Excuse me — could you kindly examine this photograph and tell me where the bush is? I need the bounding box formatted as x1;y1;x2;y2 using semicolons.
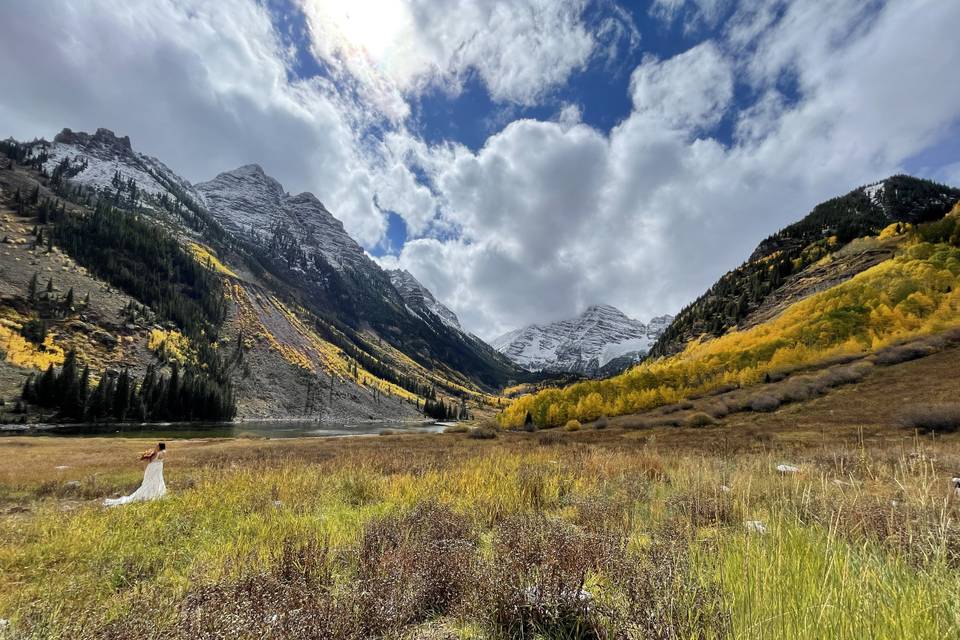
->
594;415;608;430
749;393;781;412
685;412;716;428
537;431;564;446
468;426;498;439
874;343;934;366
898;404;960;433
444;424;470;434
564;419;581;432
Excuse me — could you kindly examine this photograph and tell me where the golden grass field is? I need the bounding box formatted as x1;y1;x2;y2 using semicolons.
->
0;348;959;639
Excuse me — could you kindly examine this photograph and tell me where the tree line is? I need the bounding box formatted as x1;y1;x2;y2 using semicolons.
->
22;351;235;422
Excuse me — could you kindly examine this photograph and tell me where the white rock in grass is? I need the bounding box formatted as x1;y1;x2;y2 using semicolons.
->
720;485;732;493
55;465;69;470
951;477;960;497
776;464;800;474
744;520;768;534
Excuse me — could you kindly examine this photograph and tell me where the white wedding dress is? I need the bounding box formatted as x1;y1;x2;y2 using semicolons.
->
104;452;166;506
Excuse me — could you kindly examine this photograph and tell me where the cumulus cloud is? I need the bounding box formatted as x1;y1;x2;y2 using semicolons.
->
298;0;596;112
630;42;734;131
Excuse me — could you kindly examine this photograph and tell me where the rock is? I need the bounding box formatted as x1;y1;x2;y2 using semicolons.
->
776;464;800;474
54;465;69;470
92;330;119;348
720;485;732;493
744;520;768;534
64;480;81;489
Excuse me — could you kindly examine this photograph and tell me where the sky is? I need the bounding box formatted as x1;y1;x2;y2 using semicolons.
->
2;0;960;340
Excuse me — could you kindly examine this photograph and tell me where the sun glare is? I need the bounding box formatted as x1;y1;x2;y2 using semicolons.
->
306;0;408;65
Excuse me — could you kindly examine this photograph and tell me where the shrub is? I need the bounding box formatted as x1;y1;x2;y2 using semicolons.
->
468;426;498;439
898;404;960;433
444;424;469;434
564;419;581;432
594;415;608;430
537;431;564;446
685;412;716;428
703;401;730;418
749;393;781;412
874;343;934;366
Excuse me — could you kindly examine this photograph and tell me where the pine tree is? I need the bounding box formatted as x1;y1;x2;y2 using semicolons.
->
27;273;38;302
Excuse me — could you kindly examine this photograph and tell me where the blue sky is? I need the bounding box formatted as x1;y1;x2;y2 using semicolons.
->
1;0;959;339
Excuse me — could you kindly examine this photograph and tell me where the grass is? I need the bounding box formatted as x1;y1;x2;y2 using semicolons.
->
1;350;960;638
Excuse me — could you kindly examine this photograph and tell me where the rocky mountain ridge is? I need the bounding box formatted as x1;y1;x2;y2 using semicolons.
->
492;305;673;376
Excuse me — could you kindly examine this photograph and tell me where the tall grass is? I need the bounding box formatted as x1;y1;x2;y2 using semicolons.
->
1;438;959;638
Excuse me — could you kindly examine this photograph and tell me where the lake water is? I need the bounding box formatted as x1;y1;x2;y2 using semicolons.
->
0;420;447;439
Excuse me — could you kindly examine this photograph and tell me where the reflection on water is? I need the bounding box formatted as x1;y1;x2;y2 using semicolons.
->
0;420;445;439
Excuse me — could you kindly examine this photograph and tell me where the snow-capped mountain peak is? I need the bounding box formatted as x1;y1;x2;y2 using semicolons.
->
492;305;673;376
388;269;462;330
196;165;364;272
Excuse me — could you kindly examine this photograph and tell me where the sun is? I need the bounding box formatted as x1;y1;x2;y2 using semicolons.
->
303;0;409;66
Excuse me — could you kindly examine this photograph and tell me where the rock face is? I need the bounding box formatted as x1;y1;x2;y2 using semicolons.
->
492;305;673;376
388;269;462;331
196;165;370;273
43;127;201;204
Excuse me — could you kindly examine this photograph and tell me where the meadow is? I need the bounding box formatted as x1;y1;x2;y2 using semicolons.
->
1;347;959;639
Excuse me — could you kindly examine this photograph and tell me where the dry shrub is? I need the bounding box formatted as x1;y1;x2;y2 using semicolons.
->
476;514;611;639
468;426;498;439
177;536;348;640
874;342;935;366
898;404;960;433
444;424;469;434
749;393;781;412
537;431;565;446
352;501;479;634
603;526;730;639
702;400;730;419
666;485;737;529
779;376;822;403
685;412;716;428
817;362;872;387
619;416;654;430
565;419;582;432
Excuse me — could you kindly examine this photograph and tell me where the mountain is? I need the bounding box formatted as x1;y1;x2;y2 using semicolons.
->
0;128;522;424
387;269;462;331
651;175;960;357
492;305;673;376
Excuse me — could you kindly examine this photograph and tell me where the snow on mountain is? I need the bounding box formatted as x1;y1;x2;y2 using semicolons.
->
863;181;885;205
492;305;673;376
39;128;202;205
196;164;370;273
388;269;462;330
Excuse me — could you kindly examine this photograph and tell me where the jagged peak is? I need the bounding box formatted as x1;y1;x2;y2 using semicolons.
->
54;127;133;153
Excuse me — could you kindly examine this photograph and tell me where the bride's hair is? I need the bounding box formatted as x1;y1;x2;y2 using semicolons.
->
158;442;166;451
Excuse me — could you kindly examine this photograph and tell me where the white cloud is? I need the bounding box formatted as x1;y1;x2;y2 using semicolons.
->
630;42;734;131
298;0;596;112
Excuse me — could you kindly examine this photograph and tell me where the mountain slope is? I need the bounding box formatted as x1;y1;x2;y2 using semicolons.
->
651;175;960;357
492;305;672;376
0;129;522;423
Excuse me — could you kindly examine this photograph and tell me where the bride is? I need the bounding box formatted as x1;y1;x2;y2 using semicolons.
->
104;442;167;506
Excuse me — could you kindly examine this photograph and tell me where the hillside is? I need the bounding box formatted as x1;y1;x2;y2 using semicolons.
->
0;130;523;424
651;176;960;357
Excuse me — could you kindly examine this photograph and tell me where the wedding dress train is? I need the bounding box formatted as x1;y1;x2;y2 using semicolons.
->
104;453;166;506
